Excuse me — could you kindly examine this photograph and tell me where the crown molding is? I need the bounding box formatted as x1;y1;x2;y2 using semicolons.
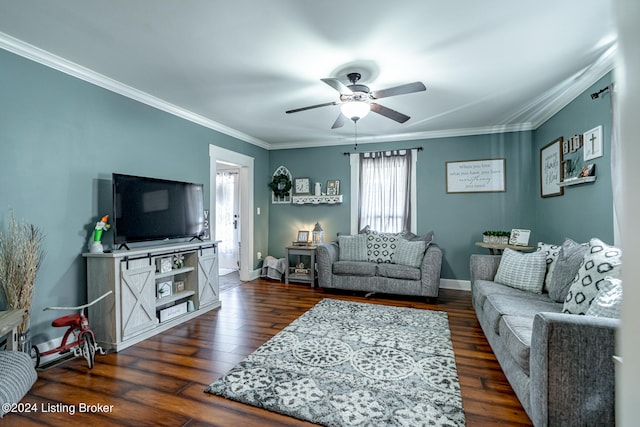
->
0;32;270;150
529;45;617;129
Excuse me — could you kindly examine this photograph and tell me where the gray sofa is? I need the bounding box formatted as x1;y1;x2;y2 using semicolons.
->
316;241;442;300
470;254;618;427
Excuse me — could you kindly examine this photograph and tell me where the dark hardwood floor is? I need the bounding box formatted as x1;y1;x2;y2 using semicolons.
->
12;279;532;426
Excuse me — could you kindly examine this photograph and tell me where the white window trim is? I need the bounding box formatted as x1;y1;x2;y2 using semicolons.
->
350;149;417;234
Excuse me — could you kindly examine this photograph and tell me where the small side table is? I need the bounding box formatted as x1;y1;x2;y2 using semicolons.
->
0;308;28;351
475;242;535;255
285;245;317;287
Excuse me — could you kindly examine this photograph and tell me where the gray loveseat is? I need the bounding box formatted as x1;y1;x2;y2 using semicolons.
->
470;253;618;427
316;232;442;300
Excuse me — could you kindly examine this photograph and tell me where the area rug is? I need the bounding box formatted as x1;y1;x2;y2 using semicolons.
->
205;299;465;426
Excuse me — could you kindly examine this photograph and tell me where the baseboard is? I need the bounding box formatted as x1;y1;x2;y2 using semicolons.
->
440;278;471;292
33;336;68;367
248;268;261;281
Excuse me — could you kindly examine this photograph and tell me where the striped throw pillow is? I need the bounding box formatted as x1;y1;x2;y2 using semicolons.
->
494;248;547;294
338;234;368;262
393;238;426;268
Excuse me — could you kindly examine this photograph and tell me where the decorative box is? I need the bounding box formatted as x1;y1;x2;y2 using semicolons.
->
158;301;187;322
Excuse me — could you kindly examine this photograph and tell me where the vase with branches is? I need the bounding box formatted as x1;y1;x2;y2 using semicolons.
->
0;211;45;351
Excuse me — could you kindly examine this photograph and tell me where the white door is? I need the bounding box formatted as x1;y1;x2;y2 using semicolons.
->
216;165;240;274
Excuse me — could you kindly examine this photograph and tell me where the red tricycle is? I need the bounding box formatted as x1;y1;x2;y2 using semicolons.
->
31;291;112;369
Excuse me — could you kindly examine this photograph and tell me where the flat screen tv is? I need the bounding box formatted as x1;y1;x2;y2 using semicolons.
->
112;173;205;247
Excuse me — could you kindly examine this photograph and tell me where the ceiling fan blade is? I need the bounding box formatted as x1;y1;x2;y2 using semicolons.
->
331;113;345;129
370;82;426;99
321;78;354;95
370;103;410;123
286;101;337;114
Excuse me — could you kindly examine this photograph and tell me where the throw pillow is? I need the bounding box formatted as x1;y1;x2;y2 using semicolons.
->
494;248;547;294
537;241;561;292
338;234;368;262
393;238;427;268
366;230;400;263
585;277;623;319
407;230;434;245
548;239;588;302
563;238;622;315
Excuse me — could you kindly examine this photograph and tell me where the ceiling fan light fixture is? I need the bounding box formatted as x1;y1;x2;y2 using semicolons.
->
340;101;370;121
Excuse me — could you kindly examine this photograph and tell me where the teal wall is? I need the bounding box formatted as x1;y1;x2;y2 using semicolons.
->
269;131;536;279
0;49;270;341
533;73;614;244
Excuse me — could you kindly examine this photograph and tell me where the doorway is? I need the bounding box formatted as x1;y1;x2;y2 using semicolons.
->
216;163;240;275
209;145;254;282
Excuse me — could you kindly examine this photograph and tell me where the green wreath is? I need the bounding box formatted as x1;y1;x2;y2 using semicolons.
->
268;173;292;197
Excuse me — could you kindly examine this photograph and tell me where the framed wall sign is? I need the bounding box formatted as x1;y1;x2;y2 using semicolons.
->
446;158;506;193
540;137;564;198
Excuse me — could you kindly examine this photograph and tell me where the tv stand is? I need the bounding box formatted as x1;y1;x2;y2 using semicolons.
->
83;241;221;352
116;243;130;251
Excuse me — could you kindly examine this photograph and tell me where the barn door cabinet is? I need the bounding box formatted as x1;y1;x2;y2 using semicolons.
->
83;241;220;352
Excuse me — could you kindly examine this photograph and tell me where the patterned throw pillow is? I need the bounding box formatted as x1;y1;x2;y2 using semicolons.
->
494;248;547;294
585;277;623;318
548;239;588;302
563;238;622;315
537;241;561;292
338;234;368;262
366;230;400;263
393;238;426;268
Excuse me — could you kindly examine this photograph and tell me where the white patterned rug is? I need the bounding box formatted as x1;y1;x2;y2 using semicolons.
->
205;299;465;426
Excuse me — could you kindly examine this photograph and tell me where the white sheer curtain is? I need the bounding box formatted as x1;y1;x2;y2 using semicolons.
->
358;150;411;233
216;171;236;256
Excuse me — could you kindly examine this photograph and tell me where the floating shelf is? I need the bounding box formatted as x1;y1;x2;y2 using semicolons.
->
559;176;597;187
292;195;343;205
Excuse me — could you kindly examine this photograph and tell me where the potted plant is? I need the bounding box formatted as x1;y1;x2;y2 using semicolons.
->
482;230;511;244
0;211;45;352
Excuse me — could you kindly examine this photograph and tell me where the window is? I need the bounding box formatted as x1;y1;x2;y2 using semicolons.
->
350;149;417;234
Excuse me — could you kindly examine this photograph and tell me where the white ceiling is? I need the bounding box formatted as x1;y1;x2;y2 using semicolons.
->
0;1;617;150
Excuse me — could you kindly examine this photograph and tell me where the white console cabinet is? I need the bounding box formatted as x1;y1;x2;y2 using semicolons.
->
83;241;221;352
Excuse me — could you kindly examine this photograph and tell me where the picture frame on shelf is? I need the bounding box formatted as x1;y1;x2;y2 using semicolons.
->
294;230;309;245
326;179;340;195
509;229;531;246
578;163;596;178
156;257;172;273
540;137;564;198
175;280;185;292
294;177;311;195
157;280;173;298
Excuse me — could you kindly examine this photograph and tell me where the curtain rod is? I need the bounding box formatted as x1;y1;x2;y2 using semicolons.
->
342;146;423;156
590;86;610;100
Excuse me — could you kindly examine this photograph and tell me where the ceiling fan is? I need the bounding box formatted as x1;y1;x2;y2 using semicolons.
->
286;72;426;129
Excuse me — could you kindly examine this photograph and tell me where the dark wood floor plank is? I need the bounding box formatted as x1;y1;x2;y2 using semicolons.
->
11;279;532;426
